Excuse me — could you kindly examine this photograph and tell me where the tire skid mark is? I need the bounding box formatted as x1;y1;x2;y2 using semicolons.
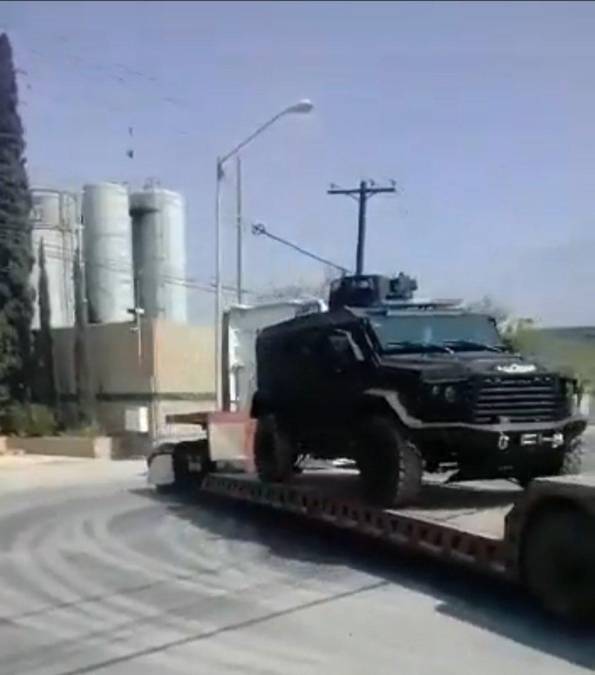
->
5;554;334;675
81;504;226;596
1;508;210;674
20;511;137;636
0;517;89;645
0;471;382;675
72;508;227;631
148;502;358;609
151;514;229;577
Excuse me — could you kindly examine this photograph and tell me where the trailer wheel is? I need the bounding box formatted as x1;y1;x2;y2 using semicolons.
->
179;439;213;485
254;415;295;483
356;415;423;507
154;440;211;493
170;444;195;491
522;505;595;621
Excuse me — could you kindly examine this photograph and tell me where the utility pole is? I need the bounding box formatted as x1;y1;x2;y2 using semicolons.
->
328;180;396;274
235;155;243;304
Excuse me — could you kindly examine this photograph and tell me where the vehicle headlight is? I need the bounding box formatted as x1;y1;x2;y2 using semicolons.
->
430;385;441;397
444;385;457;403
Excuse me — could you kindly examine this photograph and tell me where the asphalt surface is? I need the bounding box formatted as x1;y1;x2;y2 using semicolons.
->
0;437;594;675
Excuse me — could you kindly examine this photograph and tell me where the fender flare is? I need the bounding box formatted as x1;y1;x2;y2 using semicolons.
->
363;389;421;429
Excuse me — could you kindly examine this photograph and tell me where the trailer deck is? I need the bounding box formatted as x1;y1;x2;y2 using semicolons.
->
201;470;521;577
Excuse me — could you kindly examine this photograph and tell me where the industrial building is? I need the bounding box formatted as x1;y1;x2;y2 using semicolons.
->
30;188;79;329
31;180;189;327
130;187;188;324
30;181;206;445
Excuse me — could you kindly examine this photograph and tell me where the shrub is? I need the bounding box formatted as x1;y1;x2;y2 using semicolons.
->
26;404;58;436
0;403;29;435
0;403;57;436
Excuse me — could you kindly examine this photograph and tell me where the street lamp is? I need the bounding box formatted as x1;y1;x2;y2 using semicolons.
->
213;99;314;407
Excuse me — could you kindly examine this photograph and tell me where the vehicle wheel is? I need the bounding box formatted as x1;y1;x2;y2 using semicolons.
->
356;415;423;507
522;506;595;621
254;415;295;483
560;437;584;475
179;439;213;485
515;437;585;487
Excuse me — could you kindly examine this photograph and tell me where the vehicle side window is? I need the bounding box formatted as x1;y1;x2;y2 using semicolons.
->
322;329;365;370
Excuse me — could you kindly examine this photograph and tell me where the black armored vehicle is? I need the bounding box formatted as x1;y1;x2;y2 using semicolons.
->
251;274;587;505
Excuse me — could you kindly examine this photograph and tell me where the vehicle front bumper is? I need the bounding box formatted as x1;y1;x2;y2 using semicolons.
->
416;415;587;447
414;417;588;480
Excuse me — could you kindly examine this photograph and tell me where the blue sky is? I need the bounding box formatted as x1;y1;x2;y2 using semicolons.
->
3;1;595;326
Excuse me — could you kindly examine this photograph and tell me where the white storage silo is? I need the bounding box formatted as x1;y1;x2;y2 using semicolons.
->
82;183;135;323
30;189;78;328
130;187;187;323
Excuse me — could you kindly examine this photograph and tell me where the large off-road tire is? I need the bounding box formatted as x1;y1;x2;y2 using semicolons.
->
522;506;595;621
254;415;295;483
356;415;423;507
560;437;585;475
516;437;585;487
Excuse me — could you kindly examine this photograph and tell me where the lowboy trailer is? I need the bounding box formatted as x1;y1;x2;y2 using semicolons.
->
148;411;595;622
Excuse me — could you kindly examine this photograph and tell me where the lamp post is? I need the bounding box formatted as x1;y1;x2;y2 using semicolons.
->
213;99;313;407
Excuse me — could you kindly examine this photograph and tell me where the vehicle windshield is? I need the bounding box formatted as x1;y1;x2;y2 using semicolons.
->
368;313;505;353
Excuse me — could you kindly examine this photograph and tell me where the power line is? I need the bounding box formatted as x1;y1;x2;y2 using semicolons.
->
9;43;197;148
37;243;255;296
251;222;350;274
2;235;258;298
1;233;245;296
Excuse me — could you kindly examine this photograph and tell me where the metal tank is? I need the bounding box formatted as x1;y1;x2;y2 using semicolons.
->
82;183;135;323
130;187;188;323
30;189;79;329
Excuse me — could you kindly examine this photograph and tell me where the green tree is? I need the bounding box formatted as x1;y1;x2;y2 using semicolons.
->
0;33;33;404
33;238;57;407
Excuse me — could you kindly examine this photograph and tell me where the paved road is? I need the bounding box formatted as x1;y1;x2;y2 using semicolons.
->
0;449;593;675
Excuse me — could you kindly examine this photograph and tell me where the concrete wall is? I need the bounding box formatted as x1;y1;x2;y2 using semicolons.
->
153;322;215;397
2;436;118;459
151;322;216;440
53;320;155;398
51;319;215;439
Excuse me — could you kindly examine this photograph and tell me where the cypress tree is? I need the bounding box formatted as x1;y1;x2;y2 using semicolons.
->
34;238;57;407
73;246;94;424
0;33;33;404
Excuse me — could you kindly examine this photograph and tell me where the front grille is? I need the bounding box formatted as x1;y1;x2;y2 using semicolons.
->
471;375;564;424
